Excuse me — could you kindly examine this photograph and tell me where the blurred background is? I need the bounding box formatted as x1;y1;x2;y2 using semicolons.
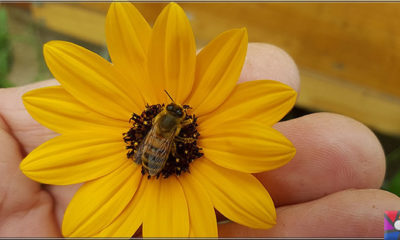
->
0;2;399;195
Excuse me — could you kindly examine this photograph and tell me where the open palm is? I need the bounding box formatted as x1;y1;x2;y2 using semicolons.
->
1;43;399;237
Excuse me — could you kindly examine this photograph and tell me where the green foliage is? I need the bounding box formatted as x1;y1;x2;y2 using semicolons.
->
387;172;400;196
0;7;13;88
384;147;400;196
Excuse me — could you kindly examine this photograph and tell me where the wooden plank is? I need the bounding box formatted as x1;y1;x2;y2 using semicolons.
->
298;70;400;135
29;3;400;134
31;3;106;46
31;3;400;98
177;2;400;99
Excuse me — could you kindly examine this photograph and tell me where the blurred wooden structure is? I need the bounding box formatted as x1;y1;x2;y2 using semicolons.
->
29;2;400;135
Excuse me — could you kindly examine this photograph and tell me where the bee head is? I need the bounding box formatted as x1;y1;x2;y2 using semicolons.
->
166;103;185;118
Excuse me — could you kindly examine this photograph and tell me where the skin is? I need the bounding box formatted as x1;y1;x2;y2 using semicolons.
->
0;43;399;237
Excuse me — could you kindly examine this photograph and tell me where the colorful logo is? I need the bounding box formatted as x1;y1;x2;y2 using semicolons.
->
385;211;400;240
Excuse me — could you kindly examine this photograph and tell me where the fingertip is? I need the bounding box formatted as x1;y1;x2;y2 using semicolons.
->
308;112;386;188
257;112;386;207
276;112;385;190
239;43;300;92
219;189;400;237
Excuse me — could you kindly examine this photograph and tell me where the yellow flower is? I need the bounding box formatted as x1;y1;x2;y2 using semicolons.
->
19;2;296;238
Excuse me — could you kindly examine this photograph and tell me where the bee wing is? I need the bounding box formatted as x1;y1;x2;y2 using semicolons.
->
135;125;176;176
146;128;176;176
134;126;157;164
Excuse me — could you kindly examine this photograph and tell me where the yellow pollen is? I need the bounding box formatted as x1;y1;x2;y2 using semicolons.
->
176;158;180;163
184;150;188;154
143;121;148;125
134;142;138;147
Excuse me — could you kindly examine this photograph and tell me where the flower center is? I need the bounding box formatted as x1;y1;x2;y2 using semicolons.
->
123;104;202;179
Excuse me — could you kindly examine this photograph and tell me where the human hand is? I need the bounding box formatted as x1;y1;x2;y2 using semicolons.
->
0;43;398;237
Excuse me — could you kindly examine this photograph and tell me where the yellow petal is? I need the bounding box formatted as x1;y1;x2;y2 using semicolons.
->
43;41;144;120
142;176;189;237
178;173;218;237
198;119;295;173
187;28;248;116
23;86;129;134
147;2;196;104
106;3;155;104
20;130;129;185
62;161;141;237
191;158;276;229
94;179;147;237
200;80;297;127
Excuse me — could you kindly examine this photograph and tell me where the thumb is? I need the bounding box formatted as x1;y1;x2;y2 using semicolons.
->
0;79;59;154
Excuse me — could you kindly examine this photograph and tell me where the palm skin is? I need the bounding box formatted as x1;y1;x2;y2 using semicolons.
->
1;43;399;237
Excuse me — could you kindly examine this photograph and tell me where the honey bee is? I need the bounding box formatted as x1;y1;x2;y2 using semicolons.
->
134;92;193;177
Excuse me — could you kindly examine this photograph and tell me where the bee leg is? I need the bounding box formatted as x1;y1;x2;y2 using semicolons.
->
175;136;196;143
181;118;193;127
171;142;177;157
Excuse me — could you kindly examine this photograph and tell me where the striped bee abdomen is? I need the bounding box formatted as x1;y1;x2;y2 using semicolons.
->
139;132;173;176
143;145;166;166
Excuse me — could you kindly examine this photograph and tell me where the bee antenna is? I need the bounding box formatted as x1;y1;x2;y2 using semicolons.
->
164;90;175;102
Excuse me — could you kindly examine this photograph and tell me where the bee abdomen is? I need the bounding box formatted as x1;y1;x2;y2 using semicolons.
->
142;144;168;176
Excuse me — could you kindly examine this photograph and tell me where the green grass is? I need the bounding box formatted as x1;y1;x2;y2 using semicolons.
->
0;8;13;88
383;146;400;195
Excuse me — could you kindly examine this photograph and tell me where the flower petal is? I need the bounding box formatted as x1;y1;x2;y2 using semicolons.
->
23;86;129;134
106;3;155;103
20;130;129;185
62;161;141;237
198;119;295;173
94;179;147;237
187;28;248;116
200;80;297;127
147;2;196;104
43;41;144;120
142;176;189;237
191;158;276;229
178;173;218;237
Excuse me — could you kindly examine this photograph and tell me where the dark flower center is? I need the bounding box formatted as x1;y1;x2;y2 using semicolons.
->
123;104;203;179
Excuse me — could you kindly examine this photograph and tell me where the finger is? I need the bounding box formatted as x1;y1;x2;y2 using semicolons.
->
0;81;101;229
0;80;59;154
44;184;82;228
239;42;300;92
210;42;299;222
257;112;385;207
235;44;385;205
218;189;400;237
0;116;60;237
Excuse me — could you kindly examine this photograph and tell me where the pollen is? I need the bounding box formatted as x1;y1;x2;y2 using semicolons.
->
123;104;203;179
